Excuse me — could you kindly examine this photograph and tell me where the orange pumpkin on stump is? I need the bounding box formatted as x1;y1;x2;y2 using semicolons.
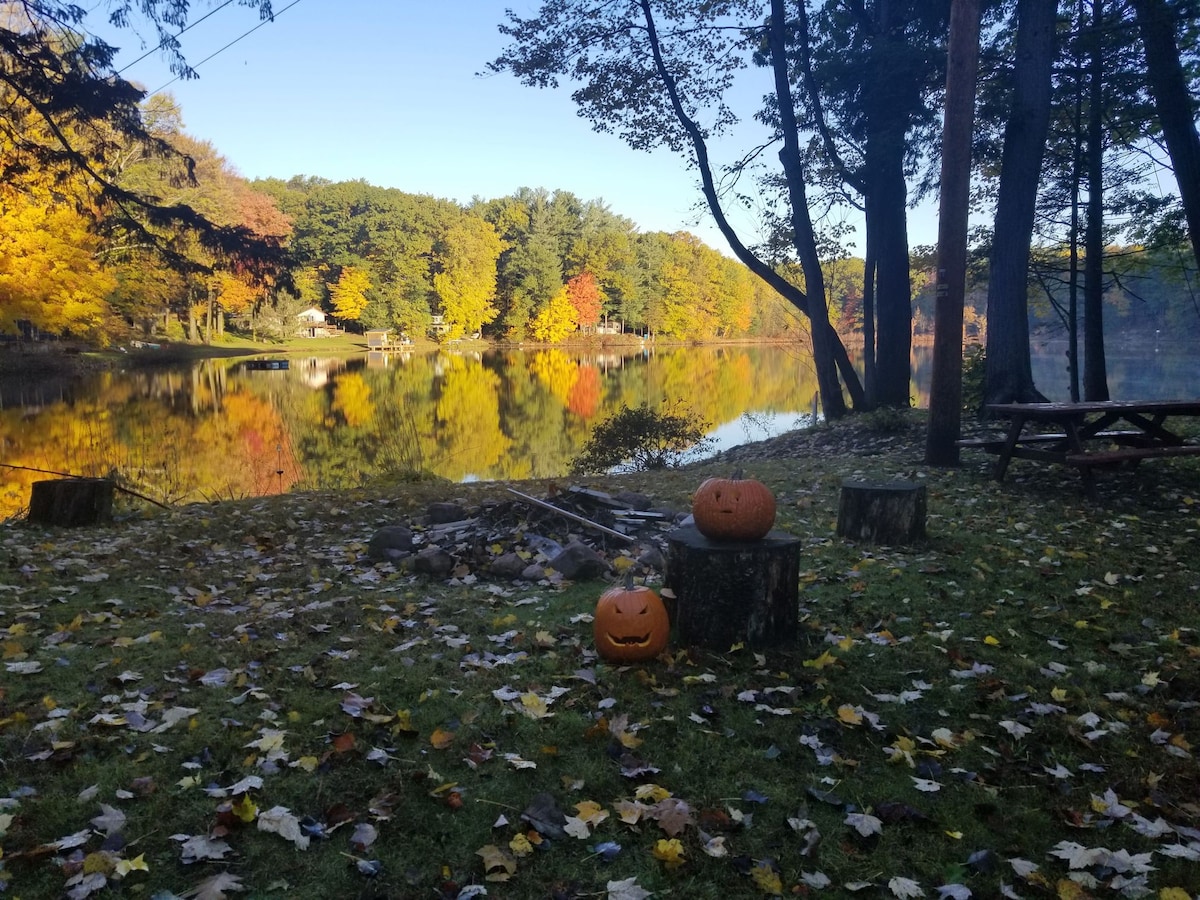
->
593;575;670;662
692;470;776;542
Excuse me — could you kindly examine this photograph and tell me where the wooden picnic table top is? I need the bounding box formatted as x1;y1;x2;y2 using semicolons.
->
986;399;1200;420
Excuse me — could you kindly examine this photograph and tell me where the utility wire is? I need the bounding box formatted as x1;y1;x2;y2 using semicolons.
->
117;0;239;75
151;0;305;95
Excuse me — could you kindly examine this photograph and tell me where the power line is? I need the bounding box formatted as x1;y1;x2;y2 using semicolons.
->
150;0;306;95
117;0;239;75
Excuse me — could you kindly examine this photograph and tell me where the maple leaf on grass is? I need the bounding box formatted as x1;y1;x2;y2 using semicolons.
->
183;871;245;899
607;877;652;900
651;837;685;869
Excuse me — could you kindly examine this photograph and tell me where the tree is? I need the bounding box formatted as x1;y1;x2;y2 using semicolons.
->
529;286;579;342
1;1;288;304
983;0;1059;405
566;271;604;329
330;266;372;325
1129;0;1200;270
925;0;982;466
432;216;504;340
493;0;864;416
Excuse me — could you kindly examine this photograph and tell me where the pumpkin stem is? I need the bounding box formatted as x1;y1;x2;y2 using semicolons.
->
731;468;743;480
624;571;636;591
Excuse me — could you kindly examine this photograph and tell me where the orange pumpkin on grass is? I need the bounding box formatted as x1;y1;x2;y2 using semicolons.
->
593;575;670;663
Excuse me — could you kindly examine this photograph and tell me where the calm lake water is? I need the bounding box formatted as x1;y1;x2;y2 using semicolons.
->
2;340;1197;518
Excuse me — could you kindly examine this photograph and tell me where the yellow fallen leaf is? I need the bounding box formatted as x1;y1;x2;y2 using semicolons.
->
837;704;863;726
1051;687;1069;702
292;756;319;773
232;794;258;823
509;833;533;857
652;838;685;870
1159;888;1192;900
429;727;456;750
803;649;838;670
944;830;963;839
635;784;671;802
476;844;517;882
114;853;149;876
1056;878;1088;900
574;800;608;825
519;693;551;719
837;635;855;651
750;861;783;895
984;635;1001;646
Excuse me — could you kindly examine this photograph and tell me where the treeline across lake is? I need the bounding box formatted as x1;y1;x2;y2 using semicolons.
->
253;179;802;343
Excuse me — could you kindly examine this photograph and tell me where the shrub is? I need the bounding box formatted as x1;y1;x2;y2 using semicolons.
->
570;401;713;474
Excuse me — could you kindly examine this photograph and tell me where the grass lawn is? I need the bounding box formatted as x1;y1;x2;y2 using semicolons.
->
2;414;1199;899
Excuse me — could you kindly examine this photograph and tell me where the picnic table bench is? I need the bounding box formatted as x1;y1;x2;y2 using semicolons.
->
959;400;1200;497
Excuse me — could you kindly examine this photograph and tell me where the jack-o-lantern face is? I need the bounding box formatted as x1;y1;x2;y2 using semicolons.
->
692;472;776;542
593;579;670;663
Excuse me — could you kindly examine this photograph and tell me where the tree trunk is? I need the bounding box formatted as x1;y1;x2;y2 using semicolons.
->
205;286;214;345
632;0;863;414
868;148;913;408
665;525;801;650
1130;0;1200;271
767;0;846;420
836;479;927;545
1082;0;1109;401
926;0;982;466
28;478;114;527
984;0;1058;406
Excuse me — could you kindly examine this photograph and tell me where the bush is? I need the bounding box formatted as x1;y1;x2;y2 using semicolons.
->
570;401;713;474
961;343;985;415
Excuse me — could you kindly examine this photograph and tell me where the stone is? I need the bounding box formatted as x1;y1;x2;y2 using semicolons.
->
521;563;548;581
612;490;653;511
636;546;666;572
489;552;528;579
367;525;413;562
413;546;455;576
427;502;467;524
547;542;610;580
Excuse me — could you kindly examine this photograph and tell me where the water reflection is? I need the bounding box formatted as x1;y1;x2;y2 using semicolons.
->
1;340;1196;519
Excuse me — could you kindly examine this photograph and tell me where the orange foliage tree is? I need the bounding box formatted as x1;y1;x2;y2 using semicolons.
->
566;271;603;329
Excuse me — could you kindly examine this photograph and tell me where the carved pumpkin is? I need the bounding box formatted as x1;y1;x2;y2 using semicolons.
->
593;576;670;663
692;471;776;542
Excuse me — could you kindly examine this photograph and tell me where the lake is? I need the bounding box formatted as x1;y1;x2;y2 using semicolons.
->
2;340;1197;518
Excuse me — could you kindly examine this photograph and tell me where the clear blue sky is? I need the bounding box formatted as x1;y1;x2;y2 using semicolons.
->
102;1;934;252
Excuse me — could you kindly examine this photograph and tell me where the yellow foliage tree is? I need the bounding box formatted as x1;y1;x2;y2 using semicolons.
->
0;189;114;338
528;287;578;342
330;266;372;323
433;217;504;340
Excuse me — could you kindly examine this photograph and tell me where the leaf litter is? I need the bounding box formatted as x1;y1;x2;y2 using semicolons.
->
2;431;1200;897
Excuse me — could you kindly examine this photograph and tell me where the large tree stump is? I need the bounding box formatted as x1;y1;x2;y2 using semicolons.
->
836;479;926;545
665;525;801;651
28;478;114;527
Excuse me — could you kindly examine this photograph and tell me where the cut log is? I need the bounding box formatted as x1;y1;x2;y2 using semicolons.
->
28;478;114;527
665;525;801;651
836;479;926;545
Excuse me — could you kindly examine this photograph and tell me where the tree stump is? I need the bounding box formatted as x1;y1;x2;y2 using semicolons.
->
28;478;114;527
665;525;801;651
836;479;926;545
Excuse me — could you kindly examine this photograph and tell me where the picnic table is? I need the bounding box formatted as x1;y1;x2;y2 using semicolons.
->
959;400;1200;496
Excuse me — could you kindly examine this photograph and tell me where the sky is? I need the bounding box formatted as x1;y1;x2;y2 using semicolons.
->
94;1;736;249
96;0;936;254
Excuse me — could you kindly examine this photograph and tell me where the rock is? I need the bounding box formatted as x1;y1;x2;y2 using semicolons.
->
636;546;666;572
489;552;528;579
547;542;610;580
413;546;455;576
613;490;653;510
427;502;467;524
521;563;548;581
367;525;414;562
